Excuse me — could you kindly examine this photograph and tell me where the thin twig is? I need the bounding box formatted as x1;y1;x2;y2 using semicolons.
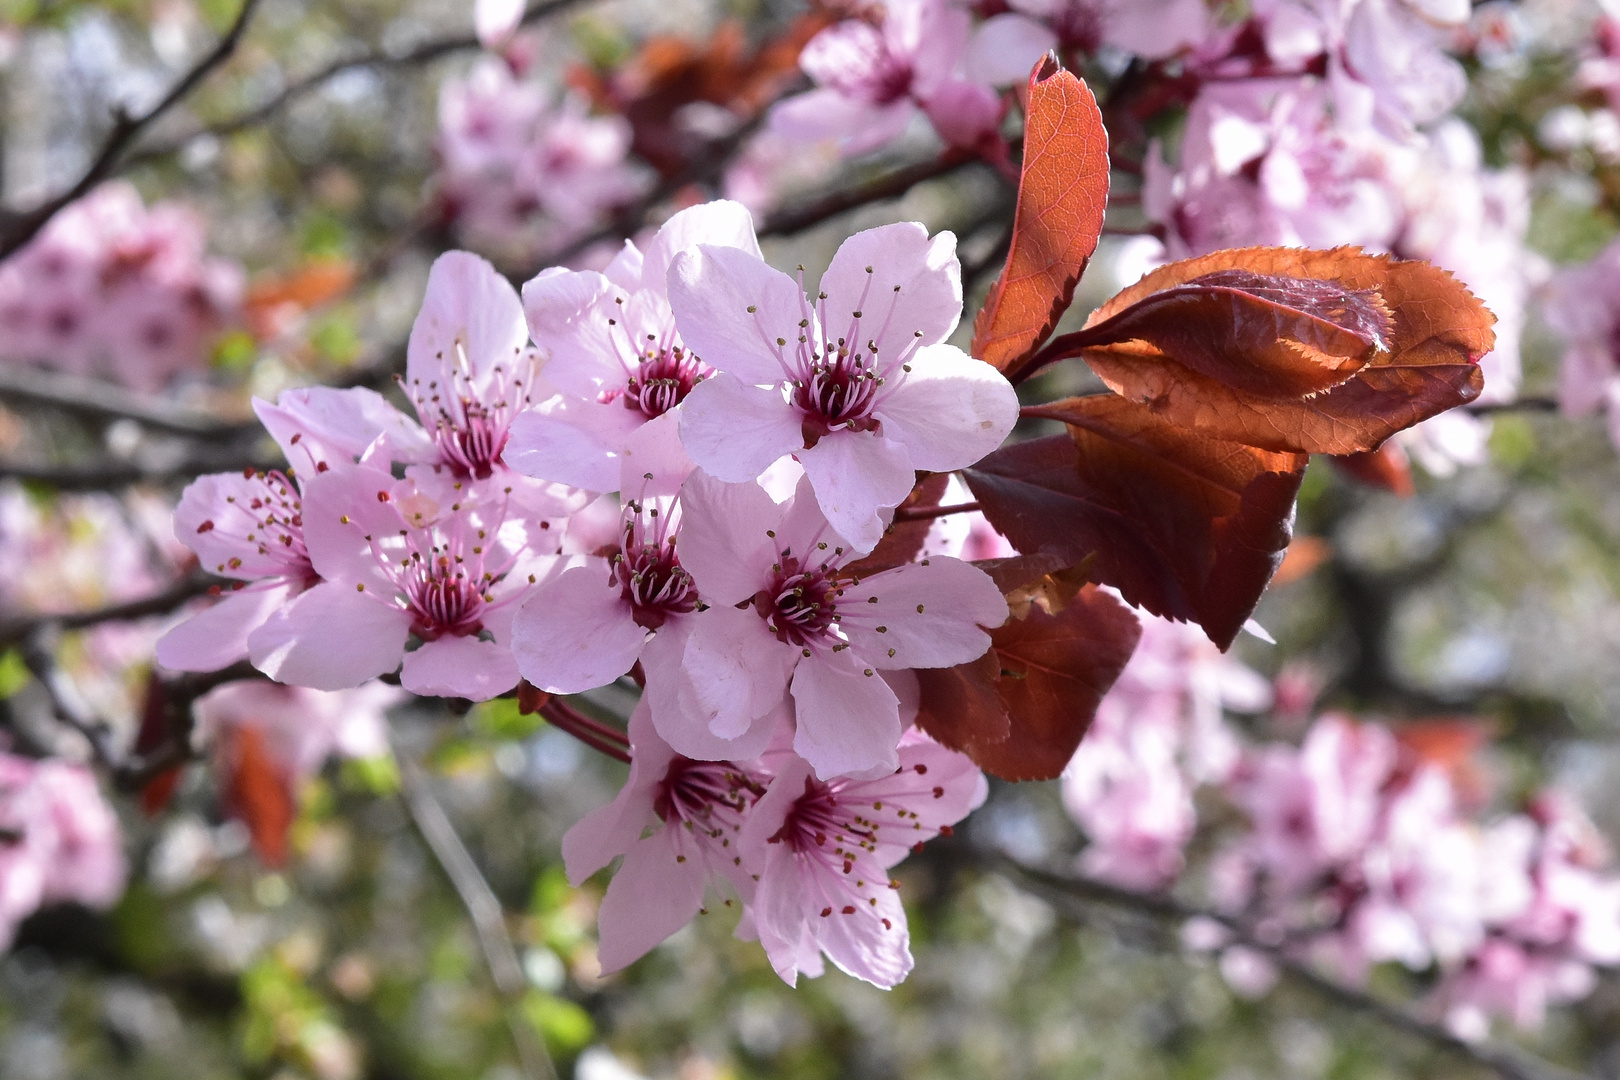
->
538;699;630;762
126;0;596;167
399;758;559;1080
0;449;278;491
0;0;264;260
987;853;1597;1080
0;571;216;649
0;364;256;438
760;150;978;238
1467;397;1560;416
892;500;979;523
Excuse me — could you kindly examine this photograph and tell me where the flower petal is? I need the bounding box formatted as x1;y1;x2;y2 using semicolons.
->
596;828;710;974
872;343;1018;471
511;563;646;694
156;581;293;673
505;395;642;492
407;250;528;392
791;650;902;779
400;634;521;700
640;200;761;302
561;701;669;884
675;470;781;604
248;583;411;690
520;267;626;400
820;222;962;358
668;244;810;386
795;430;915;553
840;557;1007;668
678;374;804;484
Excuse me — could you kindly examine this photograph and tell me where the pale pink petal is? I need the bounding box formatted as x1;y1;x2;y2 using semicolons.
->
561;701;669;884
664;606;795;753
821;223;962;357
641;624;784;762
617;409;692;497
677;374;804;484
511;564;646;693
640;200;760;302
891;0;969;92
667;245;811;386
407;250;529;390
799;21;886;88
791;650;902;779
813;867;912;988
298;465;407;590
156;581;293;673
595;829;710;973
674;470;781;604
475;0;523;49
173;471;305;580
841;557;1006;668
602;240;644;291
505;395;643;492
752;842;822;987
965;14;1055;86
520;267;626;399
874;344;1018;471
400;634;521;699
248;583;412;689
923;79;1003;150
795;430;916;553
255;386;433;469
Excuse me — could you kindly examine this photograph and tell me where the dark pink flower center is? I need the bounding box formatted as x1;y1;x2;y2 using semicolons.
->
625;347;708;418
771;775;877;859
792;348;881;442
654;756;761;827
403;342;541;480
404;554;486;640
615;537;697;629
755;556;843;648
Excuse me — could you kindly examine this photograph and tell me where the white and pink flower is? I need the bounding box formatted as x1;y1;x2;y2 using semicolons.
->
669;221;1018;550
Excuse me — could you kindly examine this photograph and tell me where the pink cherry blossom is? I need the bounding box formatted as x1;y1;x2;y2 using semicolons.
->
0;753;126;949
1063;615;1266;889
669;221;1018;549
739;731;987;988
966;0;1215;87
664;471;1006;778
1543;233;1620;449
769;0;995;157
511;414;701;697
437;58;645;260
248;462;560;699
0;181;241;391
561;701;770;974
156;381;418;674
507;200;761;493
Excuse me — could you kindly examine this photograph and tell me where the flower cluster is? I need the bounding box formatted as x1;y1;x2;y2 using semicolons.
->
0;181;242;391
436;57;647;261
1203;714;1620;1039
160;200;1019;985
0;753;126;949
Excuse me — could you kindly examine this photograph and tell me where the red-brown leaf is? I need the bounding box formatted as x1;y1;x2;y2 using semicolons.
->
1076;247;1493;454
917;585;1141;781
223;727;296;868
970;55;1108;380
1063;269;1391;397
963;395;1307;649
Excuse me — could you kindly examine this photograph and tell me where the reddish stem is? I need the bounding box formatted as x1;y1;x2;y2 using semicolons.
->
538;700;631;762
892;500;981;523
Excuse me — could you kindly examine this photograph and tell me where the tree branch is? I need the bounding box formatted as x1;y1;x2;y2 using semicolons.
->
126;0;597;167
760;150;979;238
0;0;264;260
986;853;1598;1080
0;571;215;649
399;758;559;1080
0;363;256;439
